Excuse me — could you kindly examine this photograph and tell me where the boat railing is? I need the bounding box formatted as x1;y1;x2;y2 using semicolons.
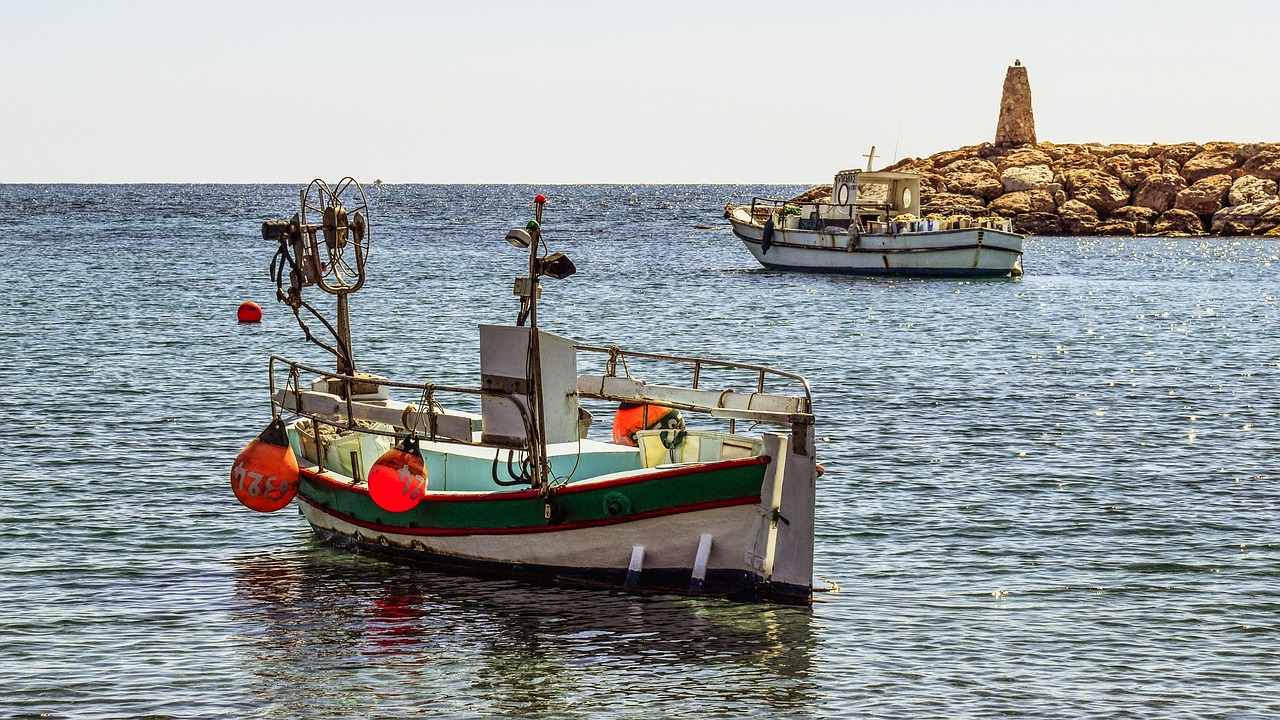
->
267;344;814;458
574;344;813;434
741;196;1015;233
267;354;535;450
746;196;858;218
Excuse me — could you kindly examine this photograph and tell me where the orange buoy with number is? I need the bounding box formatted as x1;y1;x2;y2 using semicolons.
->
612;403;685;446
238;301;263;323
231;418;299;512
367;435;429;513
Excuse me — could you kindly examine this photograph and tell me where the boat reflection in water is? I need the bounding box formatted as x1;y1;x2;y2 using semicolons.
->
228;549;819;716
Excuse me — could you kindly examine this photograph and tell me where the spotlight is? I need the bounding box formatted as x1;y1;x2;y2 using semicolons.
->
537;253;576;280
505;228;533;248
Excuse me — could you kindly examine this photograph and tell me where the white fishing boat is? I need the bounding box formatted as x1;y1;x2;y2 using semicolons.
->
231;179;821;604
726;169;1024;277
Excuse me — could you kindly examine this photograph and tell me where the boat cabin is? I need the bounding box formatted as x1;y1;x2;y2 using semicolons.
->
809;170;921;231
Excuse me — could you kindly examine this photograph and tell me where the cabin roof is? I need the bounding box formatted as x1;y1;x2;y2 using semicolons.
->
835;169;921;182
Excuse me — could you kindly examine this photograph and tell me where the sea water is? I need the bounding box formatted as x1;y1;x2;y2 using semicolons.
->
1;183;1277;719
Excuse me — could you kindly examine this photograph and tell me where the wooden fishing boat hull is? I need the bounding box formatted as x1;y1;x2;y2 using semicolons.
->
292;452;814;604
729;217;1023;278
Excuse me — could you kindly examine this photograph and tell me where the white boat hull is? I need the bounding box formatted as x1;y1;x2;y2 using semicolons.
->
729;217;1023;278
299;498;769;583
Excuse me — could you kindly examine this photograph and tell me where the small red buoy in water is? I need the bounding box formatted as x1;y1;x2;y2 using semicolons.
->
238;301;263;323
534;194;547;204
815;463;826;478
368;435;429;513
231;418;299;512
612;403;685;446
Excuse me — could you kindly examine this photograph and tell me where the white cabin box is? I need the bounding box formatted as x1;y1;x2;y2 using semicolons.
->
478;324;580;447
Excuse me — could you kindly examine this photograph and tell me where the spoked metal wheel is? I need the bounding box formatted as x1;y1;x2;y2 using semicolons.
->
301;177;370;293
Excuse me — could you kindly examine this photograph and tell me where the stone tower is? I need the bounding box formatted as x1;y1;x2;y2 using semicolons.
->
995;60;1036;147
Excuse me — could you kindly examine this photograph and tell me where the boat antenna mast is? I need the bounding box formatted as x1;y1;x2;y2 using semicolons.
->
503;195;576;492
262;177;371;378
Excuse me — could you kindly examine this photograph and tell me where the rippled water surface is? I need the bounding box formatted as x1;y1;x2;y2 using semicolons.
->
2;184;1277;718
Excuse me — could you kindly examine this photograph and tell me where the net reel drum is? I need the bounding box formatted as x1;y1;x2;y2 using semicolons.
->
262;177;370;379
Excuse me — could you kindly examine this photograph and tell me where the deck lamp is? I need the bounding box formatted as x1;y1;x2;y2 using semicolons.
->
505;228;533;248
536;252;576;280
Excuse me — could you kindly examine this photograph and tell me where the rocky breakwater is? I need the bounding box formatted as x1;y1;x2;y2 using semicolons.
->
881;141;1280;236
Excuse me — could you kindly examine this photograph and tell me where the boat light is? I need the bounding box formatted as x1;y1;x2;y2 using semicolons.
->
536;252;576;280
505;228;533;248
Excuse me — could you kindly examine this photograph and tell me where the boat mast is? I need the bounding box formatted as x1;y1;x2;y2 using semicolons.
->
525;200;550;491
505;195;575;501
264;178;369;384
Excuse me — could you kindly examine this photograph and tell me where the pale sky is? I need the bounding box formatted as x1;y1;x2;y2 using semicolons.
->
3;0;1277;183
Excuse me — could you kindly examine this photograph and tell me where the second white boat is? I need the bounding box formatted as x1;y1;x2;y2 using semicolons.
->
726;169;1024;278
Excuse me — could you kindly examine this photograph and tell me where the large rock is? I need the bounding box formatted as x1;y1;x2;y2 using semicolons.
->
941;157;999;176
1229;175;1278;206
1002;164;1055;192
1055;150;1102;171
916;171;948;193
926;148;979;170
1255;203;1280;235
1211;199;1280;236
920;192;987;215
1241;151;1280;181
1201;141;1240;155
999;148;1053;170
988;189;1056;216
1132;173;1186;212
1174;174;1233;215
1058;199;1099;234
940;157;1001;200
945;172;1004;200
1236;143;1280;163
1012;212;1062;235
1095;220;1138;236
1152;209;1206;236
1154;143;1202;166
1115;143;1160;158
1103;155;1161;188
1109;206;1160;235
1181;151;1239;183
978;144;1010;160
1064;169;1130;213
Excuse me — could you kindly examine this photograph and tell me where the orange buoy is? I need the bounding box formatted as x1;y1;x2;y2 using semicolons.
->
231;418;299;512
612;403;685;446
367;435;428;513
238;301;263;323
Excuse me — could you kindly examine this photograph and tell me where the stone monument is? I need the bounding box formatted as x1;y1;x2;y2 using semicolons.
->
995;60;1036;148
